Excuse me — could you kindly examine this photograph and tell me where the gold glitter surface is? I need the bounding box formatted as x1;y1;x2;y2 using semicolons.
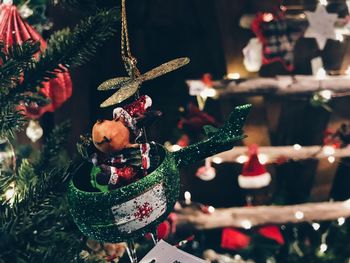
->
98;57;190;107
97;77;131;91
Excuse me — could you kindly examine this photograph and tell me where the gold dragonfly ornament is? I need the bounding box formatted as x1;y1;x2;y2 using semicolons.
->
98;56;190;108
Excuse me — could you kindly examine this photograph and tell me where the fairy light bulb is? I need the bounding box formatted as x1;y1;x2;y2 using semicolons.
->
319;90;332;101
258;153;268;164
241;219;252;229
236;155;248;164
327;156;335;163
320;243;328;253
184;191;191;205
207;206;215;213
323;146;335;156
227;72;240;80
293;144;302;150
295;211;304;220
212;157;223;164
338;217;345;226
5;188;15;201
312;223;321;231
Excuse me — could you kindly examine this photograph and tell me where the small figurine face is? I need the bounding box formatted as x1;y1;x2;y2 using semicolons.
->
92;119;131;153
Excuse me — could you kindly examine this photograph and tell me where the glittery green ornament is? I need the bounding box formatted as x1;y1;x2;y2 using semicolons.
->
67;104;251;243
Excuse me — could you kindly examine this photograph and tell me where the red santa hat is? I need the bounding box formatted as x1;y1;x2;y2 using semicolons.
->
238;144;271;189
113;95;152;137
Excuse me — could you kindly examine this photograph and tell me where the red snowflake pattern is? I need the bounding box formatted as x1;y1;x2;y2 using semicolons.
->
134;202;153;221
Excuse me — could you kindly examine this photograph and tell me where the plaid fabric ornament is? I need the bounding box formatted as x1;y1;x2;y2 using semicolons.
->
252;10;301;71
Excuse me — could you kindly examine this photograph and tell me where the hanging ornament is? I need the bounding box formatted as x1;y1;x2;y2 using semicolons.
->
304;4;338;50
0;138;16;176
238;144;271;189
177;103;217;133
252;10;302;71
67;2;250;262
195;158;216;181
242;38;263;72
0;2;72;118
26;120;43;142
68;105;250;245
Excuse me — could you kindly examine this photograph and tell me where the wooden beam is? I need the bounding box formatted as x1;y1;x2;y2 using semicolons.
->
176;200;350;230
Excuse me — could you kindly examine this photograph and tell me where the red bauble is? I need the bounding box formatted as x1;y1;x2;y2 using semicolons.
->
257;225;284;245
221;228;251;250
0;3;72;118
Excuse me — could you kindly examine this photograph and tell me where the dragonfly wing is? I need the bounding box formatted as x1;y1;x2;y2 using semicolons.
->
97;77;131;90
100;80;141;108
141;57;190;81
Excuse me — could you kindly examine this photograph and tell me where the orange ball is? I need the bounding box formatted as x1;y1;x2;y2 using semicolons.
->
92;120;131;153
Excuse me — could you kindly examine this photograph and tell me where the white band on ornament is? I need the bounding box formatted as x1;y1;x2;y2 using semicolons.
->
238;172;271;189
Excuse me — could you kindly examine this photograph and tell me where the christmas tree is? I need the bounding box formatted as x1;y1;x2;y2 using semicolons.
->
2;0;350;263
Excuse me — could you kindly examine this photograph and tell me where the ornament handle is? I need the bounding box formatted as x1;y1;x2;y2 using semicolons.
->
172;104;251;168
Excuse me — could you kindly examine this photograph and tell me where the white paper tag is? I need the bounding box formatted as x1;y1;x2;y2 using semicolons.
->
311;57;323;76
110;183;167;233
140;240;207;263
186;80;207;96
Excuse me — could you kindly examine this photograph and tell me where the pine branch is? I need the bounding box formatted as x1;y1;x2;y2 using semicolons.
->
0;40;40;94
19;8;119;92
0;40;41;138
0;122;84;262
35;121;71;171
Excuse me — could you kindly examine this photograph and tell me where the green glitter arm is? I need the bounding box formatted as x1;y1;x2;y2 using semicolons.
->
173;104;251;167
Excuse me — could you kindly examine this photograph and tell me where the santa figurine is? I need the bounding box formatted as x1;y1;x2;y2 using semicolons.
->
89;95;161;192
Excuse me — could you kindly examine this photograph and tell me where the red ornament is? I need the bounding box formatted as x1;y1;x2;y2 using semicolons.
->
257;225;284;245
0;3;72;118
176;134;190;148
221;228;251;250
177;103;217;132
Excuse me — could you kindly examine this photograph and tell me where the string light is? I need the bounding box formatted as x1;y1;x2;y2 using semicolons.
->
212;157;223;164
258;153;268;164
319;0;328;6
227;72;240;80
327;156;335;163
184;191;191;205
262;13;274;22
337;217;345;226
323;146;335;156
241;219;252;229
295;211;304;220
207;206;215;213
319;90;333;101
4;182;16;206
312;222;321;231
293;144;302;150
236;155;248;164
320;243;328;253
